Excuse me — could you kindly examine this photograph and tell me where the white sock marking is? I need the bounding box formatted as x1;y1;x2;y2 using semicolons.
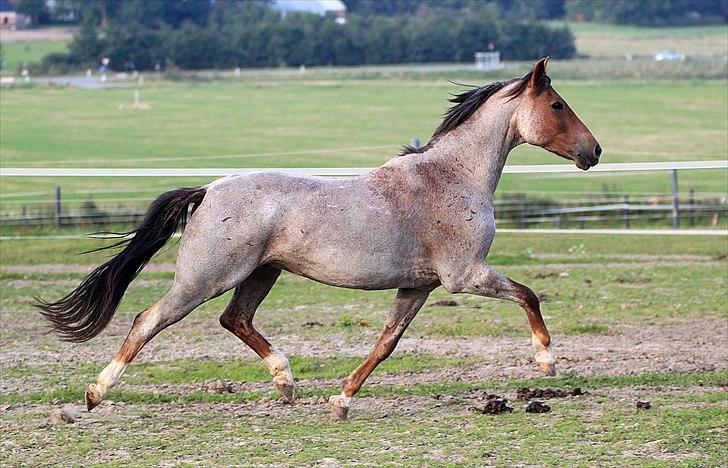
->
96;359;127;395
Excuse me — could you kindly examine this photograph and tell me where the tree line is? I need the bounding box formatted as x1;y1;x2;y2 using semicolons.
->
41;0;576;72
565;0;727;26
20;0;727;28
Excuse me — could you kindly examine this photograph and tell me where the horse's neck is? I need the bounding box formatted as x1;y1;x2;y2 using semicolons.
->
414;98;520;199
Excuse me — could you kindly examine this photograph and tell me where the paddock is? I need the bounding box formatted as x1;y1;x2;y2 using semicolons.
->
1;54;727;464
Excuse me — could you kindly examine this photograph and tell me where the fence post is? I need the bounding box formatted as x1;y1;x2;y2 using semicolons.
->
54;186;62;227
688;188;695;227
518;194;526;229
671;169;680;228
623;195;630;229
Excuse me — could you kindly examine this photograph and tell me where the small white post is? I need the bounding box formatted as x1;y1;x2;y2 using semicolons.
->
671;169;680;228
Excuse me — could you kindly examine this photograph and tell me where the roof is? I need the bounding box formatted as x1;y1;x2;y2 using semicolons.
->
272;0;346;15
0;0;16;13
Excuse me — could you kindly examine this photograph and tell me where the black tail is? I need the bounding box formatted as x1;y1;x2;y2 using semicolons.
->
36;187;207;342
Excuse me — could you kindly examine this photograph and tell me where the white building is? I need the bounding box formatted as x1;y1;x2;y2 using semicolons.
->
271;0;347;24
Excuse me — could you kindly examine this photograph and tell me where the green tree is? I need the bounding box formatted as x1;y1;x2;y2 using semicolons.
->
566;0;726;26
69;15;104;63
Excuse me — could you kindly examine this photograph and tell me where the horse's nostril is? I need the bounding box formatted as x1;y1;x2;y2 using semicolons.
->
595;144;602;158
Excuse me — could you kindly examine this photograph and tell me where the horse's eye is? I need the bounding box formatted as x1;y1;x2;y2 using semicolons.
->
551;102;563;110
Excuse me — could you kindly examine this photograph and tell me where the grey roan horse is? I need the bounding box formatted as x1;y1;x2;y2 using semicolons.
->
38;58;601;419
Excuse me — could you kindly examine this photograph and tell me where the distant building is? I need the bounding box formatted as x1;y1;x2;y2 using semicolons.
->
474;52;503;71
0;0;17;30
271;0;347;24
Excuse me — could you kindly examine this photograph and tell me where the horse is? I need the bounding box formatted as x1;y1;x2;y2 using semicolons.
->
37;57;601;420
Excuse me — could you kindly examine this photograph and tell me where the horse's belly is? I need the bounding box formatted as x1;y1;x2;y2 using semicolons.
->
270;247;438;290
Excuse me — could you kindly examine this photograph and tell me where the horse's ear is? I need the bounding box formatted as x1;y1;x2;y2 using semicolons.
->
529;57;549;90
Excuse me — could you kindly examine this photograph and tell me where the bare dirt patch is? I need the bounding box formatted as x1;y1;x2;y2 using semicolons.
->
1;317;726;396
0;27;76;43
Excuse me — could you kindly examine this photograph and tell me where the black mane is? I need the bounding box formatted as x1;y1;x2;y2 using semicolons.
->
400;70;551;156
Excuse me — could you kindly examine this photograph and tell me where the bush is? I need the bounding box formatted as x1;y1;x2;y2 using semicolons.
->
32;52;81;74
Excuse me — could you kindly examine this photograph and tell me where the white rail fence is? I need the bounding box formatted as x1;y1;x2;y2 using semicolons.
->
2;160;726;177
1;161;726;231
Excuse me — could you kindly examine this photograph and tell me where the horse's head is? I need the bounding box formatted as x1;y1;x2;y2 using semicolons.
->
514;57;601;170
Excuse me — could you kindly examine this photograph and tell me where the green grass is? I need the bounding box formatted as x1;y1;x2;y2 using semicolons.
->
2;231;725;266
2;355;474;390
0;61;726;465
0;79;726;198
1;368;725;405
0;40;69;75
1;236;725;465
565;22;728;57
2;235;725;344
1;371;726;466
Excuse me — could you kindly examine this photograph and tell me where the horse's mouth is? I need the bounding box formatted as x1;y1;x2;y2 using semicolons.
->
574;153;599;171
574;158;592;170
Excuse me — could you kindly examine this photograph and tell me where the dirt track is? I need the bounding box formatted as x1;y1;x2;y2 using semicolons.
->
1;317;725;396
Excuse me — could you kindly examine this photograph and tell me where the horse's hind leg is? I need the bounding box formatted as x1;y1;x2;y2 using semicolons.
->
85;273;246;409
329;288;432;420
85;279;226;410
218;266;295;402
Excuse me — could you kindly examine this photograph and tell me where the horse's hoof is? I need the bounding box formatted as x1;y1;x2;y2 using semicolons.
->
328;395;350;420
85;384;102;411
538;362;557;376
275;382;295;403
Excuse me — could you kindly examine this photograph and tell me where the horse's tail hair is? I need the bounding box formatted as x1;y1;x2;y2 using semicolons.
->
35;187;207;342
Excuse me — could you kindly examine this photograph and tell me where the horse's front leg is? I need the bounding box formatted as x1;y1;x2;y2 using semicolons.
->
441;263;556;376
329;287;433;420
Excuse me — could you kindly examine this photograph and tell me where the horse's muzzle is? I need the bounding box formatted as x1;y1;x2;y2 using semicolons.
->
575;143;601;170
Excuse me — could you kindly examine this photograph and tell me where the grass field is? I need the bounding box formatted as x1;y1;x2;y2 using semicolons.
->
565;22;728;57
0;22;726;465
0;40;69;75
1;77;726;201
1;233;726;465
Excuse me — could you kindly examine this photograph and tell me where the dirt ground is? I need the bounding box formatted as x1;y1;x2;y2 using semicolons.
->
1;253;726;465
1;314;726;393
0;27;76;43
1;381;725;465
